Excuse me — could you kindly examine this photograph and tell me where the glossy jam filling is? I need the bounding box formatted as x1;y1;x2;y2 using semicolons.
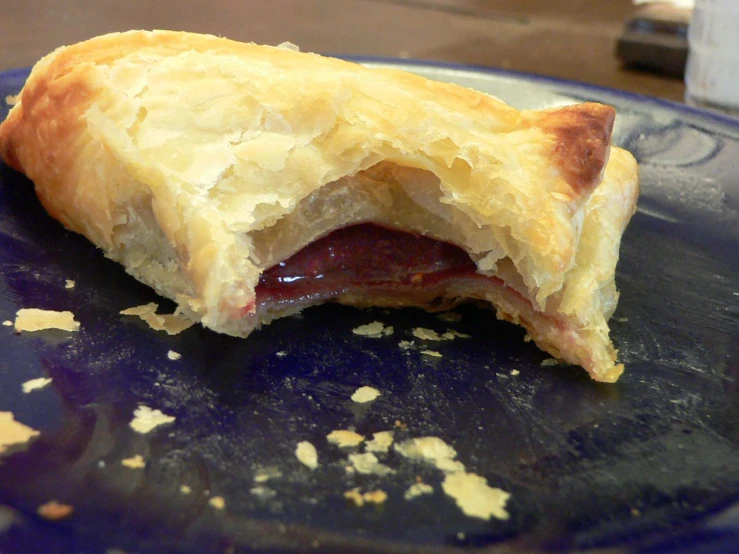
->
256;224;480;303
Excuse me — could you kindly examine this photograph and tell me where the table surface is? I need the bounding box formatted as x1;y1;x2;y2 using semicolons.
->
0;0;686;101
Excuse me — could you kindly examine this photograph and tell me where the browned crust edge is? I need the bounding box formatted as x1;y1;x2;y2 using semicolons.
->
530;102;616;198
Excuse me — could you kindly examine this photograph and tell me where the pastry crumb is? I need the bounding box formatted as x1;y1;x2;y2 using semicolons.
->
352;321;393;337
129;405;176;434
327;430;364;448
510;369;520;376
120;303;193;335
64;280;75;289
0;411;40;455
253;467;282;483
97;460;106;468
365;431;394;453
540;358;560;366
121;454;146;469
398;340;414;350
250;486;276;499
344;487;364;507
404;482;434;500
5;94;19;106
442;329;470;340
413;328;469;341
395;437;465;473
295;441;318;469
275;350;287;357
180;484;192;494
421;350;442;358
351;386;381;403
21;377;52;393
15;308;80;333
442;471;510;520
363;489;388;504
37;500;74;520
348;452;395;476
613;316;629;323
344;487;388;507
208;496;226;510
167;350;181;360
2;320;12;327
436;312;462;323
523;334;532;342
412;328;444;341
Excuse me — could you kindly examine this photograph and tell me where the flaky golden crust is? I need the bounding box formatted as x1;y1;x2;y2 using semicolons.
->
0;30;639;382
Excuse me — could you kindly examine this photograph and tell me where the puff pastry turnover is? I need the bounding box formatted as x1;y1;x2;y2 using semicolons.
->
0;31;639;382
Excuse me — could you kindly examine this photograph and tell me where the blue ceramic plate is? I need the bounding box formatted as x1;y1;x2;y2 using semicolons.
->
0;61;737;554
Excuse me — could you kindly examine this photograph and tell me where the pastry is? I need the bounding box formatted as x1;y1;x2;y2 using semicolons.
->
0;31;639;382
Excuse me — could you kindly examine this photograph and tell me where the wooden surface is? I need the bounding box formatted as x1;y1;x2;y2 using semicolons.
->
0;0;686;101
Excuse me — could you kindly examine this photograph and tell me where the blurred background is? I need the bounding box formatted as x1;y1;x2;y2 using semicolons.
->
0;0;691;100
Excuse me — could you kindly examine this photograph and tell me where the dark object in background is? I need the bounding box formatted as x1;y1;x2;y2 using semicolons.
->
617;4;691;79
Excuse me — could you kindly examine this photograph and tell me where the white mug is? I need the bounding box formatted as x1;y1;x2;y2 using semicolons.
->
685;0;739;115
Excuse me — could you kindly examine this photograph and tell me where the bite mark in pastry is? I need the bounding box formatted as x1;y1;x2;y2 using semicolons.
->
0;31;639;382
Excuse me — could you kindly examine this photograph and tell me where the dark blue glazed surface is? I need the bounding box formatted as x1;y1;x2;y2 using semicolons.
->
0;62;737;554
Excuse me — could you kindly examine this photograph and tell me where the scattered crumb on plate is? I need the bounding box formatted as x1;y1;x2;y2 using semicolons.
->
352;321;393;337
442;329;470;339
351;386;381;403
510;369;520;376
295;441;318;469
64;280;75;289
395;437;465;473
327;430;364;448
2;320;12;327
0;411;40;455
121;454;146;469
253;467;282;483
540;358;560;367
412;328;469;341
363;489;388;504
250;486;277;499
365;431;394;453
420;350;442;358
129;405;176;434
14;308;80;333
412;328;444;341
436;312;462;323
275;351;287;357
348;452;395;476
344;488;365;507
441;471;510;520
167;350;181;361
344;487;388;507
404;482;434;500
37;500;74;520
208;496;226;510
21;377;52;393
398;340;414;350
180;485;192;494
5;95;19;106
120;303;193;335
